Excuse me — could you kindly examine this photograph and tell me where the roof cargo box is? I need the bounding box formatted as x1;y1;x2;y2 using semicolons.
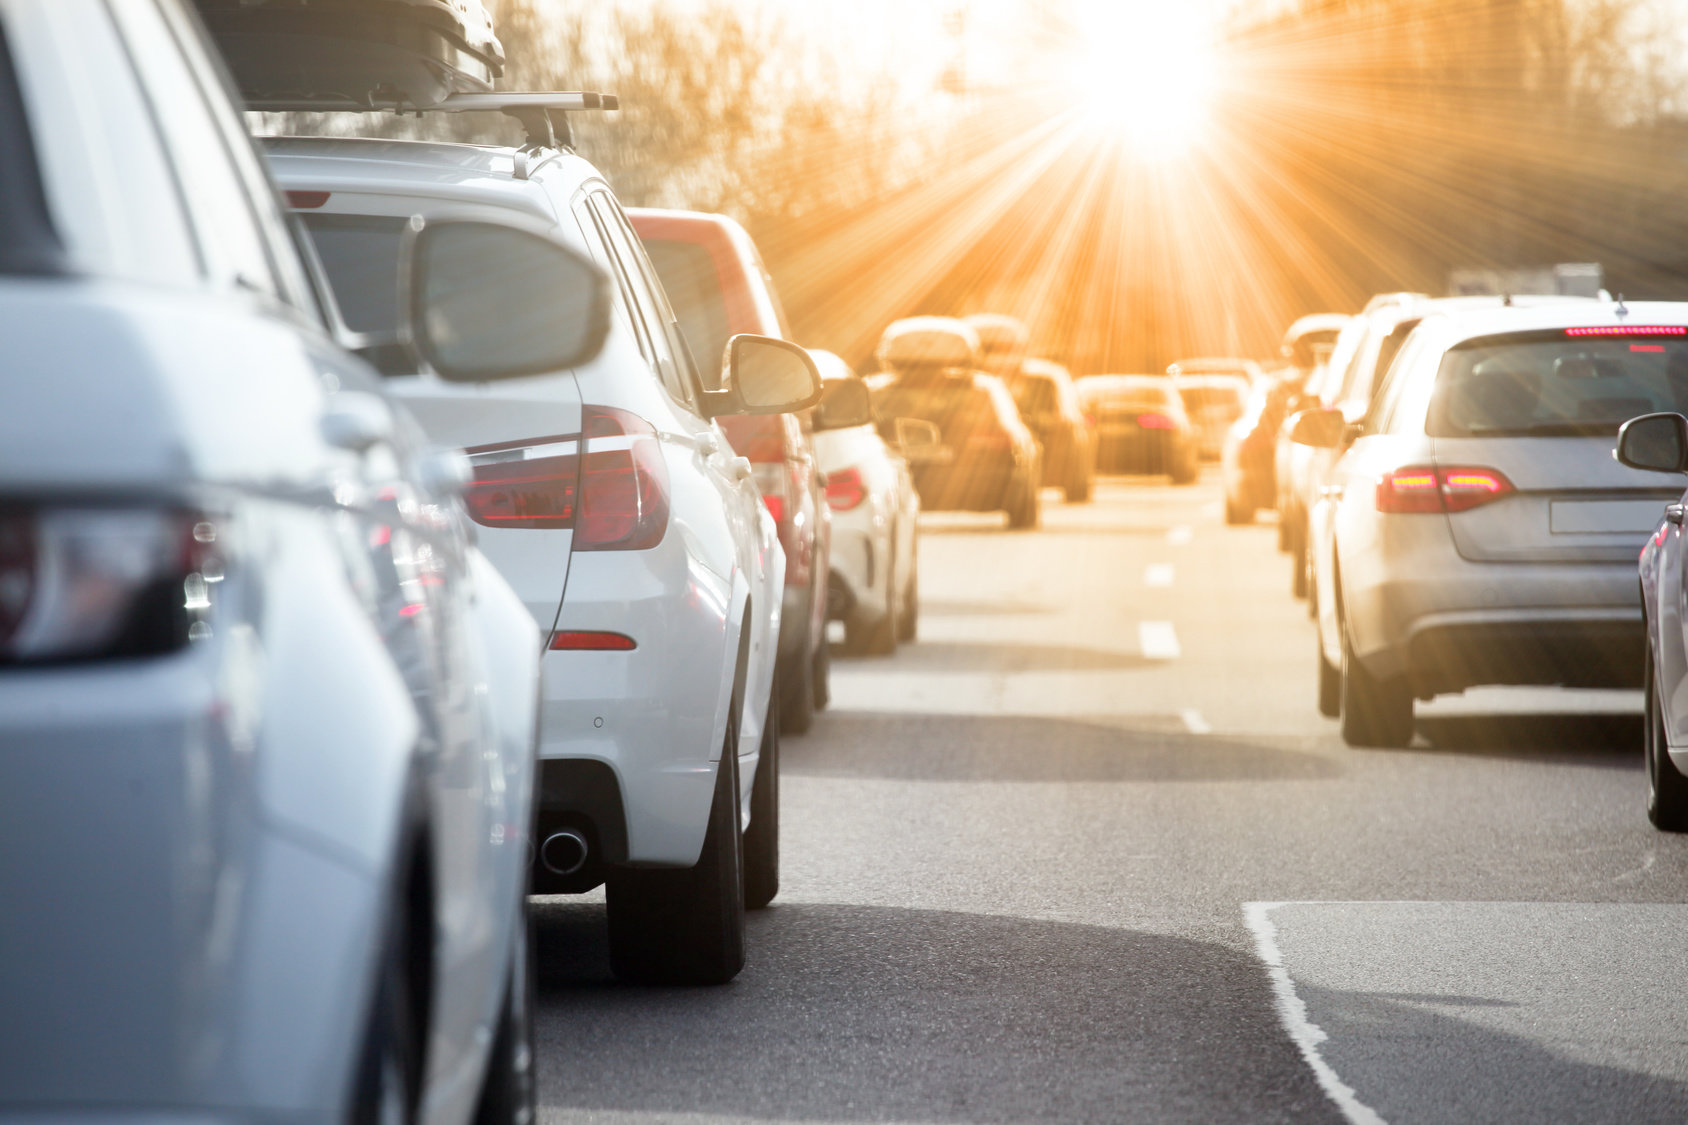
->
195;0;505;111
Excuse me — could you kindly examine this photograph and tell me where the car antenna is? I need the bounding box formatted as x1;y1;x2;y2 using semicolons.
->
1615;293;1630;319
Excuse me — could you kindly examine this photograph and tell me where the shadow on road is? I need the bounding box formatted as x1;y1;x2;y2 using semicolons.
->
1412;712;1642;767
1300;983;1688;1124
834;639;1148;674
917;597;1056;617
784;712;1339;782
531;902;1341;1124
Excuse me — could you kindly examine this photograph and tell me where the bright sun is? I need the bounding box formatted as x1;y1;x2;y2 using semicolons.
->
1070;3;1220;159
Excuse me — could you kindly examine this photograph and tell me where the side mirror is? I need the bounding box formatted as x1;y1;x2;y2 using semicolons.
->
895;417;943;450
406;218;611;382
704;335;823;418
813;376;873;430
1290;408;1348;448
1616;412;1688;473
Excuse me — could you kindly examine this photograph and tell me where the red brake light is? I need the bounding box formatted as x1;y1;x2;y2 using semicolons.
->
1376;465;1513;514
464;448;579;529
1565;326;1686;337
549;630;636;651
762;493;785;524
1135;412;1176;430
285;190;330;209
577;406;669;551
826;466;867;511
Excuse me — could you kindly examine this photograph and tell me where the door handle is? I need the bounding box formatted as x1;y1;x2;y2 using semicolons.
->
1668;503;1686;526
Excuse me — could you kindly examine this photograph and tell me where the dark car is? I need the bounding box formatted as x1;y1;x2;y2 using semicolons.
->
1076;375;1200;484
1009;358;1096;502
872;317;1043;528
630;207;833;732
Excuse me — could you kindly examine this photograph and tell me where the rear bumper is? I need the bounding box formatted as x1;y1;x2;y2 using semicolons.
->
1404;610;1643;694
1096;431;1190;474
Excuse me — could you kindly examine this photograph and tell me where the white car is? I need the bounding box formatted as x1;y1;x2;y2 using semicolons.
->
1175;374;1252;460
268;122;818;983
810;351;921;653
1;0;573;1121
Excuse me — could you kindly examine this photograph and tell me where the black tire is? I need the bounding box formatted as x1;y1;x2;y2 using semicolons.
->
896;557;918;643
606;719;745;985
1006;478;1041;529
1224;492;1254;525
1339;625;1413;748
1317;631;1341;718
351;868;427;1125
1064;461;1092;503
1276;510;1291;551
1170;461;1198;485
779;639;815;736
811;636;831;711
1645;647;1688;831
743;684;780;909
472;903;536;1125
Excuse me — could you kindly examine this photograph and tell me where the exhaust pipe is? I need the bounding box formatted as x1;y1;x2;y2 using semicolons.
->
539;829;589;876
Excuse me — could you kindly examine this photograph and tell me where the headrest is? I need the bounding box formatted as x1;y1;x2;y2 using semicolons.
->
878;317;980;373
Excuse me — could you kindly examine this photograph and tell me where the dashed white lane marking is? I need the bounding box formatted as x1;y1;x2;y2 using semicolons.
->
1180;709;1211;734
1167;524;1194;546
1138;621;1181;660
1145;563;1175;587
1243;903;1389;1125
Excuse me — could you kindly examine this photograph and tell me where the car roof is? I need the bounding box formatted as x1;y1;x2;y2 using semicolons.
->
1176;374;1249;388
1283;313;1350;341
1416;298;1688;347
262;135;589;223
1020;357;1072;381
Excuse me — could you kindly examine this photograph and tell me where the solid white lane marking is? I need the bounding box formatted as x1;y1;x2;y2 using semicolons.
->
1244;902;1388;1125
1145;563;1175;587
1139;621;1181;660
1180;709;1211;734
1167;524;1194;546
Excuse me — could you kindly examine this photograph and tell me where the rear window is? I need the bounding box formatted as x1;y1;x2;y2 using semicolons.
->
875;380;1000;442
643;238;730;377
1179;385;1243;411
1011;375;1057;415
302;213;405;334
1429;330;1688;437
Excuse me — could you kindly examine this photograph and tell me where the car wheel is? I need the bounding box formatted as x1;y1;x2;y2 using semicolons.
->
471;901;535;1125
1339;624;1413;748
1317;629;1341;718
1224;492;1253;525
1170;460;1198;485
811;636;831;711
1006;478;1040;529
896;557;919;643
1064;461;1092;503
1645;648;1688;831
1290;517;1309;598
779;644;815;735
1276;512;1290;551
743;681;780;909
606;716;746;985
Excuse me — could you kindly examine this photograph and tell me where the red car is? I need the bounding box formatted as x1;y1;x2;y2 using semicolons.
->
630;208;833;733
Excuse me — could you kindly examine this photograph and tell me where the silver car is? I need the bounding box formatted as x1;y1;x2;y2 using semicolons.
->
0;0;607;1120
1296;301;1686;747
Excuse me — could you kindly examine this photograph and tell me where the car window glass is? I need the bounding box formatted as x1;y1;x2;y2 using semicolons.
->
570;197;640;345
7;0;198;284
301;214;408;334
1371;330;1436;434
1012;376;1057;416
589;192;694;407
644;237;731;388
105;0;278;298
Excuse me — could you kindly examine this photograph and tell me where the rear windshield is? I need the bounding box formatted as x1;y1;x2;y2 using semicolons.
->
875;381;1001;442
643;238;730;375
1429;330;1688;437
302;213;405;334
1011;375;1057;415
1179;385;1243;411
1083;385;1174;412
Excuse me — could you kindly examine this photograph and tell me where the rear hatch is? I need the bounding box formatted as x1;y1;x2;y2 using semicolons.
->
873;377;1006;464
1429;328;1686;563
302;209;582;627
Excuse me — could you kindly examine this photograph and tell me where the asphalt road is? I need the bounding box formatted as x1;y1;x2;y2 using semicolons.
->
532;471;1688;1124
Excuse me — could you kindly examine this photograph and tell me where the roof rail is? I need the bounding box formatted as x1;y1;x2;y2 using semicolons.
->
246;90;620;150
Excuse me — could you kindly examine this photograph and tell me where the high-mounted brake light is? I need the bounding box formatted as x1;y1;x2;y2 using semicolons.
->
826;467;867;511
1135;412;1176;430
1376;466;1514;514
549;630;636;651
1565;326;1687;337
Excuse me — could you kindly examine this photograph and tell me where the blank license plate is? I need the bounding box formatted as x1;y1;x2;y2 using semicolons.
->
1550;499;1670;534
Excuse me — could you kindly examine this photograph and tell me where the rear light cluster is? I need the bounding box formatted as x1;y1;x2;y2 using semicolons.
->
1135;412;1176;430
463;405;669;551
826;467;867;511
0;507;221;664
1375;465;1514;514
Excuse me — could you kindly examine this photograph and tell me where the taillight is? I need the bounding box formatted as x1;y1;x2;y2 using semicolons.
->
1376;465;1514;514
577;406;669;551
465;445;579;529
762;493;785;524
1135;412;1176;430
0;506;220;664
826;467;867;511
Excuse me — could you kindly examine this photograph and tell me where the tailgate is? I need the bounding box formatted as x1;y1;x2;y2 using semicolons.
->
1435;435;1678;563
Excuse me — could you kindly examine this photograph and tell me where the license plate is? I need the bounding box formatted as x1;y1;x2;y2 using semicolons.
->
1549;499;1670;534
